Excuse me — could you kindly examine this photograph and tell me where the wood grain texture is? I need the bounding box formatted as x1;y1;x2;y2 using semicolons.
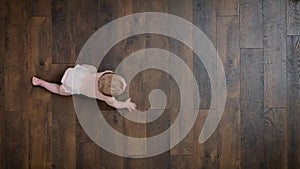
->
77;142;125;169
0;0;7;18
263;0;287;108
169;0;193;110
2;111;29;169
170;155;195;169
193;0;216;109
0;110;3;169
76;142;100;169
240;0;263;48
120;0;147;158
0;18;4;110
169;0;194;156
217;16;241;169
1;0;300;169
287;0;300;35
125;151;170;169
76;108;124;169
52;0;76;64
143;18;169;110
29;0;51;16
51;64;76;169
124;158;147;169
240;49;264;169
217;0;239;16
0;18;4;169
287;35;300;169
99;147;125;169
142;0;169;111
194;110;219;169
146;109;170;168
97;0;145;110
72;0;98;58
97;0;129;110
77;111;124;169
264;108;288;169
4;64;28;111
145;152;170;169
26;17;52;169
97;0;148;163
99;110;124;168
4;0;28;65
4;0;29;111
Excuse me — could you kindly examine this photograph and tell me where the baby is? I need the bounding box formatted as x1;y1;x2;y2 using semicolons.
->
32;64;136;112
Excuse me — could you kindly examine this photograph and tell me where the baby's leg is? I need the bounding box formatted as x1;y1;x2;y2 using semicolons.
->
32;77;71;96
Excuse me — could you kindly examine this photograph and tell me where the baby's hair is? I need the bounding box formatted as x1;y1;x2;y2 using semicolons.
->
98;73;125;96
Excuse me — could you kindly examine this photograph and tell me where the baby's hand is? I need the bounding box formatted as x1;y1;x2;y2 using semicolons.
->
125;98;136;112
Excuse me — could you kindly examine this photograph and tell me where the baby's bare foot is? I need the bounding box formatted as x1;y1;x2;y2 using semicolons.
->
32;77;43;86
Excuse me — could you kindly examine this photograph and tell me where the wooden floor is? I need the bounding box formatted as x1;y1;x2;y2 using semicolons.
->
1;0;300;168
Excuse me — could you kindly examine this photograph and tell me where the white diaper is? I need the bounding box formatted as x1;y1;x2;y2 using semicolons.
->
61;64;97;94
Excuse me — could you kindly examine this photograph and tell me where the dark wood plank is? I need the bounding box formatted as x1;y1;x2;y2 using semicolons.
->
0;19;4;169
287;0;300;35
97;0;128;110
4;0;28;65
263;0;287;108
4;0;29;111
217;0;239;16
26;17;52;169
99;1;148;164
240;0;263;48
169;0;194;156
193;0;216;109
76;142;100;169
240;49;265;169
72;0;98;59
0;0;7;18
124;158;148;169
194;110;219;169
0;110;3;169
169;110;195;155
99;148;124;169
76;110;124;169
0;18;5;110
52;0;76;64
98;0;146;164
146;152;170;169
51;64;76;169
76;117;99;168
99;110;124;169
76;118;93;143
143;31;169;110
140;0;169;111
287;35;300;169
264;108;288;169
4;64;28;111
29;0;51;16
117;0;147;160
97;0;145;110
2;111;29;169
169;0;193;110
170;155;195;169
216;16;241;169
146;109;170;169
77;134;124;169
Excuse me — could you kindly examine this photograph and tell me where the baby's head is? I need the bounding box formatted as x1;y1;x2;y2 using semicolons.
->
98;72;127;96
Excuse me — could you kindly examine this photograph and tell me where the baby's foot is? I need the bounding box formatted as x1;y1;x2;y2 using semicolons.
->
32;77;43;86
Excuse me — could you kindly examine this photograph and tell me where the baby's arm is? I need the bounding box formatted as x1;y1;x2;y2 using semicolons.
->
95;92;136;112
105;97;136;112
